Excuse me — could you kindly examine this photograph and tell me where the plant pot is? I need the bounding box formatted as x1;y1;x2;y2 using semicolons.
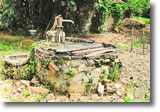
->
29;30;37;36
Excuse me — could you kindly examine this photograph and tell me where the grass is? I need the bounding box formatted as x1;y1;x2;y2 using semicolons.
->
67;69;74;77
23;90;30;98
136;17;150;24
0;34;35;56
117;38;150;51
124;91;150;102
0;39;31;55
34;95;42;102
108;64;122;82
9;98;22;102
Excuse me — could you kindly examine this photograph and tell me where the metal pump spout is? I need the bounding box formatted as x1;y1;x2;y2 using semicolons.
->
62;19;74;24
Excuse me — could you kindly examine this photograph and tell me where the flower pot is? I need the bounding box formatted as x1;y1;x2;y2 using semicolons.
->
29;30;37;36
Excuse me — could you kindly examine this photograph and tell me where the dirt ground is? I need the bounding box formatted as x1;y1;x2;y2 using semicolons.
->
0;23;150;102
87;24;150;101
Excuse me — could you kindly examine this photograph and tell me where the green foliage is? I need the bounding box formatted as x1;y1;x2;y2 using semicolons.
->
20;65;32;80
0;0;150;34
111;2;128;24
124;91;150;102
92;0;150;33
117;38;150;51
67;69;74;77
91;0;112;33
0;40;19;51
86;77;94;87
132;81;138;87
117;45;129;50
95;63;102;67
23;90;30;98
0;0;32;34
20;42;36;80
103;69;107;75
98;69;107;82
108;63;122;82
136;17;150;24
124;97;132;102
9;98;21;102
126;0;150;17
34;95;42;102
45;84;51;90
20;43;36;80
98;74;105;83
0;38;32;55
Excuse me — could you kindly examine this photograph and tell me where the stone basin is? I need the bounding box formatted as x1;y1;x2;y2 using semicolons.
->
4;54;29;66
4;54;32;80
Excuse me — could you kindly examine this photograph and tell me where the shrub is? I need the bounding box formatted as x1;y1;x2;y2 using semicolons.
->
108;63;122;82
67;69;74;77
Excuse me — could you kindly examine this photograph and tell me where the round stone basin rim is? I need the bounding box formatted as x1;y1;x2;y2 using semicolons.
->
4;54;30;66
46;42;103;53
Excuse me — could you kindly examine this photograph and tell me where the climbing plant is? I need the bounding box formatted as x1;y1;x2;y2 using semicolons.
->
111;2;128;31
90;0;112;33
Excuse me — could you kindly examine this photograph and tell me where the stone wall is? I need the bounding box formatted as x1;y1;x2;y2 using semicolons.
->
34;47;120;95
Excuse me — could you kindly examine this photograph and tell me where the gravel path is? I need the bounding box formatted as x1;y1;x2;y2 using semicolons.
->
119;48;150;101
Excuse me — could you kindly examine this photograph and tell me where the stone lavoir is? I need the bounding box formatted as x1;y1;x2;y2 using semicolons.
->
4;37;123;98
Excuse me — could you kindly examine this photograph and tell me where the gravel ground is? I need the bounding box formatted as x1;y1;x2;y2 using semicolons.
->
119;48;150;101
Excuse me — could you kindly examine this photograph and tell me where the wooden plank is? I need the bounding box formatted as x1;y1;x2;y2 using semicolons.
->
84;49;115;58
72;47;106;55
55;44;103;52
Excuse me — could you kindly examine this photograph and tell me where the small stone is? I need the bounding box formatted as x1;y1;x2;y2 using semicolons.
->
115;58;120;63
78;64;86;72
88;60;95;66
106;83;116;93
103;79;112;84
46;93;56;100
30;81;40;87
20;80;30;87
31;76;39;81
107;87;116;93
121;79;128;84
109;62;115;66
70;61;79;67
79;96;89;102
70;93;81;101
19;85;26;89
97;82;104;96
108;96;114;101
15;81;21;87
56;96;68;102
16;88;22;93
115;83;121;89
116;89;122;97
91;94;100;100
48;99;56;102
104;59;110;63
29;87;49;94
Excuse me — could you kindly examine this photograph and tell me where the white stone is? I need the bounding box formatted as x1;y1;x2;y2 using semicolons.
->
115;83;121;89
97;82;104;96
